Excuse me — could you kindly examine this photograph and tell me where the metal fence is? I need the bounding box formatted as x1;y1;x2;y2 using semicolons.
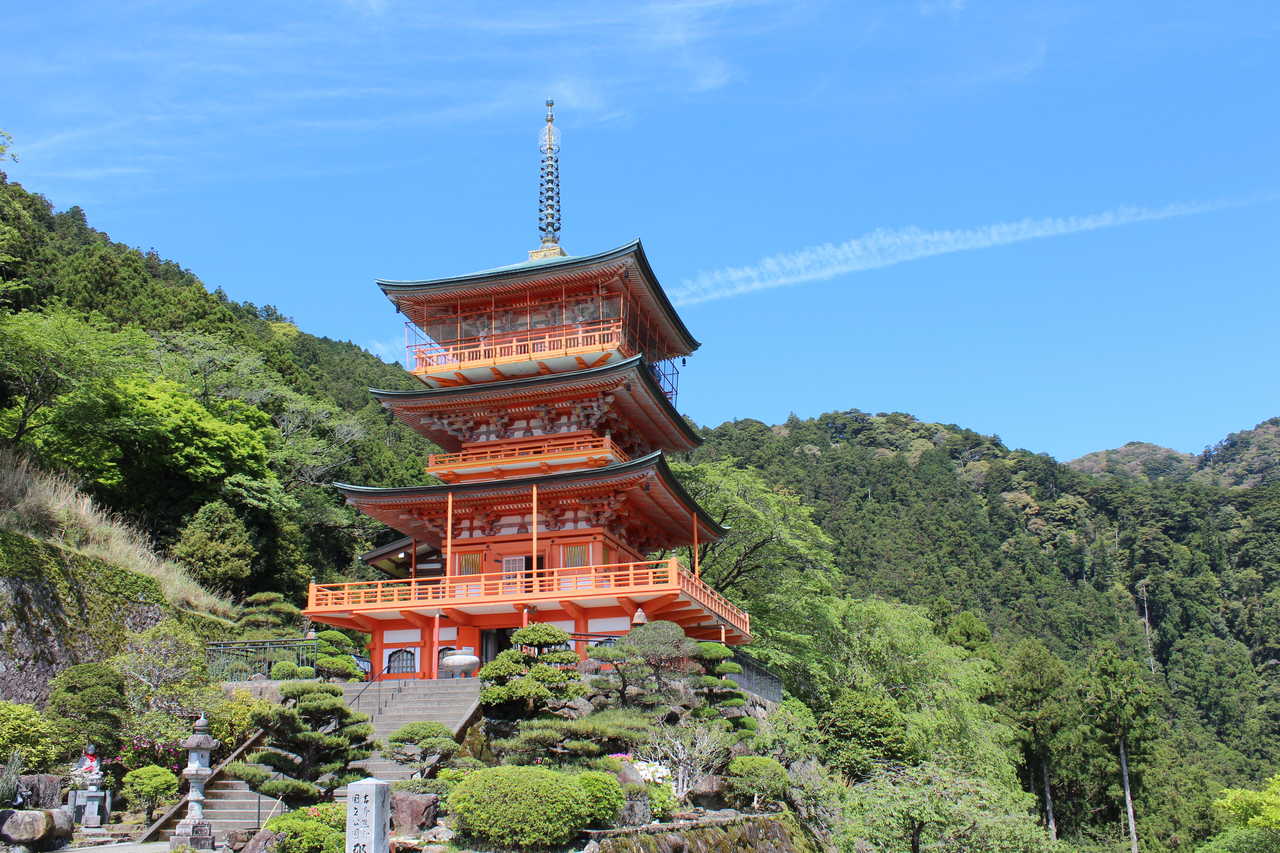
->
726;651;783;704
205;639;320;681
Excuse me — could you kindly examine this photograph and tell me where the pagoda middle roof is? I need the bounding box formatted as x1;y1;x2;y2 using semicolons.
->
377;239;699;359
368;355;701;453
334;451;725;548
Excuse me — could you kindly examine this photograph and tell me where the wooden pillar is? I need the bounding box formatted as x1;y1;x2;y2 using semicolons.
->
428;612;441;680
531;483;538;585
692;519;700;579
370;629;383;681
520;605;530;628
445;492;453;576
410;538;418;576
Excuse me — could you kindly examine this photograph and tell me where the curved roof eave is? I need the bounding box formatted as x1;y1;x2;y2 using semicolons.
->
333;450;725;537
376;239;699;355
368;355;701;449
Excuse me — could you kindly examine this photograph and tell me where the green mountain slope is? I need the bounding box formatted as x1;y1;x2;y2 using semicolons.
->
1068;419;1280;488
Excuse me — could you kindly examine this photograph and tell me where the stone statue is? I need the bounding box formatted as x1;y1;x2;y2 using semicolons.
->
75;745;100;776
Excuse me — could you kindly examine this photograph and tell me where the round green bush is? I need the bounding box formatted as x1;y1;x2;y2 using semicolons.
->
647;782;678;821
717;698;747;708
725;756;788;811
574;770;624;827
448;766;591;848
391;778;452;798
714;661;743;676
265;804;346;853
271;661;299;680
736;716;758;732
694;642;733;662
295;665;316;679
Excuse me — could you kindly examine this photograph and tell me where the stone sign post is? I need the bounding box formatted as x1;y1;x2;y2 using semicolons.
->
170;712;220;850
346;778;389;853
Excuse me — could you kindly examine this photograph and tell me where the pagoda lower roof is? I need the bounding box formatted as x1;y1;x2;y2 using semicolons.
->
334;451;724;550
378;240;699;361
368;355;700;454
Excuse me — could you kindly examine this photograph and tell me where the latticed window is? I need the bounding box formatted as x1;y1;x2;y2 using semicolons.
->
562;543;589;568
457;552;482;575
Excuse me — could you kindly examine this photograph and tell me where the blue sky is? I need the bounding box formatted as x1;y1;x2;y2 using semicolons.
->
6;0;1279;461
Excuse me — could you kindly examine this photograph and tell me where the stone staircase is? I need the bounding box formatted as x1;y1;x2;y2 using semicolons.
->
339;678;482;790
141;678;481;842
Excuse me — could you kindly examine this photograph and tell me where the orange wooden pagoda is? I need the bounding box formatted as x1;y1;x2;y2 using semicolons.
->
303;102;750;679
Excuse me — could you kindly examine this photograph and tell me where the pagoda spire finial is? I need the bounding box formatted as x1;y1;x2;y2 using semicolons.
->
530;98;567;260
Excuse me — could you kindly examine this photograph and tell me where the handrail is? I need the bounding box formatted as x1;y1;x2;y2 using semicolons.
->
426;434;626;469
408;318;626;371
308;559;751;637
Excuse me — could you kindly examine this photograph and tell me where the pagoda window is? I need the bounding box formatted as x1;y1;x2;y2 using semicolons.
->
386;648;416;675
457;552;483;575
562;543;589;568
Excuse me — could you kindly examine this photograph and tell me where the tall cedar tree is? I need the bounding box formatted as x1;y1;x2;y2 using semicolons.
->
228;681;374;806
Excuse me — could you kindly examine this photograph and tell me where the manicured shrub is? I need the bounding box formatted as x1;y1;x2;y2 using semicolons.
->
574;770;625;827
314;654;362;682
735;717;758;732
295;666;316;679
717;698;746;709
0;701;73;771
121;765;179;823
696;675;722;689
387;721;457;777
265;803;346;853
647;781;678;821
271;661;299;680
694;642;733;662
714;661;743;676
391;778;452;798
448;766;591;848
725;756;788;811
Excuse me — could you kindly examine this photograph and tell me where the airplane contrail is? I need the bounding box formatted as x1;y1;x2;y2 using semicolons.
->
670;198;1252;307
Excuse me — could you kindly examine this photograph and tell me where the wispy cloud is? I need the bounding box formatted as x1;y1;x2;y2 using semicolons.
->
365;335;404;364
672;198;1258;306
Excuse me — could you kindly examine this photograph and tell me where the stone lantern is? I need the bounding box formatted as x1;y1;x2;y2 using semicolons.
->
169;712;221;850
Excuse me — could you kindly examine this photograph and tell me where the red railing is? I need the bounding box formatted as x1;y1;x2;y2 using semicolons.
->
306;558;750;638
408;318;626;373
426;435;627;470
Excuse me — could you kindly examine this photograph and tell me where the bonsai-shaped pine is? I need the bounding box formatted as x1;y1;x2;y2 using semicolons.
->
314;630;365;682
121;765;179;823
227;681;374;807
478;624;584;716
619;621;696;694
724;756;788;812
235;592;303;639
386;721;459;778
47;663;130;757
490;709;653;766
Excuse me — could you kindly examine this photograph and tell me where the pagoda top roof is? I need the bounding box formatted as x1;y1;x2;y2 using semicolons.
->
334;450;725;547
368;355;701;453
377;239;699;358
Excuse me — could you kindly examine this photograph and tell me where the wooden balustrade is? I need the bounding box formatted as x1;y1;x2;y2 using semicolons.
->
408;318;626;373
426;434;627;470
307;557;750;637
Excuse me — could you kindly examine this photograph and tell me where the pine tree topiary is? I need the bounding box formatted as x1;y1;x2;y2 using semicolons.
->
47;663;129;756
227;681;374;807
236;592;303;638
386;721;458;777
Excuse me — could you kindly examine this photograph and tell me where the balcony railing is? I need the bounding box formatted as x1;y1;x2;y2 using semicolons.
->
408;318;626;375
307;558;750;638
425;434;627;477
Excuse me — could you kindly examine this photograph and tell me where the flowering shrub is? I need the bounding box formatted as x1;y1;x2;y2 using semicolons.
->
629;759;671;785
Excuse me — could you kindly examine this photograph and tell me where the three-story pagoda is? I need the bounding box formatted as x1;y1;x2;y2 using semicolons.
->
304;102;750;679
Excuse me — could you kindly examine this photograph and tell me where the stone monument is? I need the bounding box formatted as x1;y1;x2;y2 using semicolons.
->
345;778;389;853
169;712;220;850
70;745;111;829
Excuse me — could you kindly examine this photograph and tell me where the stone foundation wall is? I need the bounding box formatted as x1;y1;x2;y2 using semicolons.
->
0;529;229;705
586;814;813;853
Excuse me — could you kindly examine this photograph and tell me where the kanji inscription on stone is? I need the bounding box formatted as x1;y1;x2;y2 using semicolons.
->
346;778;390;853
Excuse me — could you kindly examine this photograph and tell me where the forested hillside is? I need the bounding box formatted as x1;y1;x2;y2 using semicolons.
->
3;170;1278;851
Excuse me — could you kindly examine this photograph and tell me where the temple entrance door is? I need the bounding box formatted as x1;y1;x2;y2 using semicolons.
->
386;648;416;676
481;628;515;663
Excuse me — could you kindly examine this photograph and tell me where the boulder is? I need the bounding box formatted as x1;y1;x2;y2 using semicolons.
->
16;776;61;810
48;808;72;841
619;789;651;826
240;828;285;853
547;696;594;720
687;775;727;810
390;792;438;834
420;825;454;843
224;828;257;851
615;762;645;788
0;810;52;845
